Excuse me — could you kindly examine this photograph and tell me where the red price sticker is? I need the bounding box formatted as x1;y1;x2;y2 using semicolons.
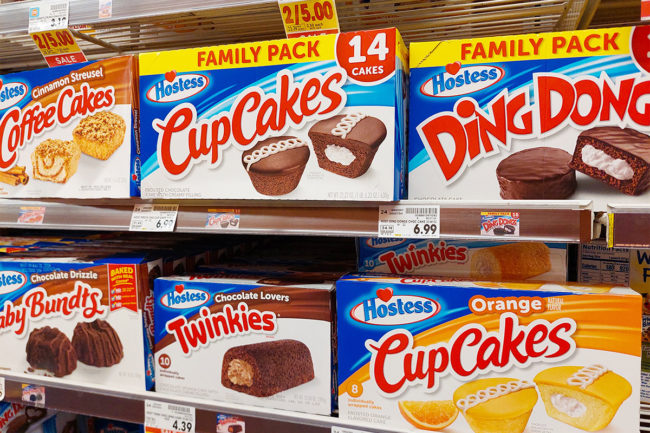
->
643;0;650;21
336;29;396;84
278;0;339;38
31;29;87;67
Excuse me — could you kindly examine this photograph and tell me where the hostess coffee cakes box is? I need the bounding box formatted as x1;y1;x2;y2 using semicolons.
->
138;28;407;200
0;255;152;391
337;274;641;433
0;56;138;198
358;239;568;282
154;274;334;414
409;26;650;210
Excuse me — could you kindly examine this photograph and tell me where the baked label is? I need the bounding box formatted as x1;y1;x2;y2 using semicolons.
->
409;26;650;209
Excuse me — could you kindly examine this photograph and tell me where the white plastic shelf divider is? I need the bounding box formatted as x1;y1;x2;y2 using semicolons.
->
0;199;593;241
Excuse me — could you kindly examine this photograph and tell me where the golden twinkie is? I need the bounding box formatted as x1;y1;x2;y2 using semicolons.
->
336;275;641;432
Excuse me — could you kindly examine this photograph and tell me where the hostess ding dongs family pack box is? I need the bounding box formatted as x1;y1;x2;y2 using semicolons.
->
358;239;568;282
337;274;641;433
138;28;407;200
0;255;153;391
409;26;650;210
0;56;138;197
154;274;335;415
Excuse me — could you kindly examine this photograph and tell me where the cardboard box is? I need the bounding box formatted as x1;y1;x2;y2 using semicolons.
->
138;28;407;200
154;274;334;414
337;274;640;432
358;239;568;282
0;254;153;391
409;26;650;210
0;56;138;197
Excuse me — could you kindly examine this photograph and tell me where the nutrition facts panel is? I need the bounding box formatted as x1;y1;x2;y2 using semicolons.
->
579;243;630;285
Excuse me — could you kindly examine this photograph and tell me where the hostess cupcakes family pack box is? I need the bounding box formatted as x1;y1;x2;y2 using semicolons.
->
153;273;335;415
137;28;407;200
337;274;641;433
0;56;138;198
408;25;650;210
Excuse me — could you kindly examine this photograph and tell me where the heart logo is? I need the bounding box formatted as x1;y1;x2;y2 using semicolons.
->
174;284;184;294
376;287;393;302
132;174;137;181
445;61;462;75
165;70;177;82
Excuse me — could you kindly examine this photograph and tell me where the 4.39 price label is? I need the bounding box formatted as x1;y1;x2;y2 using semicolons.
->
145;400;195;433
278;0;339;38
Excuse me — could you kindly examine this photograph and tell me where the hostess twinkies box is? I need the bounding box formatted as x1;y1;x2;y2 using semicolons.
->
154;274;334;414
0;254;153;391
0;56;138;197
409;26;650;210
138;28;407;200
358;239;568;282
337;274;641;433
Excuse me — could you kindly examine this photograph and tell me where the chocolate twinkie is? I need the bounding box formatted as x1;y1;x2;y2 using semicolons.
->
496;147;576;199
26;327;77;377
241;136;310;196
309;113;387;178
222;339;314;396
570;127;650;195
72;319;124;367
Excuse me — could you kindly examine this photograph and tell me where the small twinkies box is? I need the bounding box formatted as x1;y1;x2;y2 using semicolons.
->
337;274;640;433
0;56;138;197
154;274;334;414
0;255;153;391
409;26;650;210
138;28;407;200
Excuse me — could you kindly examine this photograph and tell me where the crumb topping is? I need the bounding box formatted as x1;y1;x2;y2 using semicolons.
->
34;139;80;157
73;111;125;142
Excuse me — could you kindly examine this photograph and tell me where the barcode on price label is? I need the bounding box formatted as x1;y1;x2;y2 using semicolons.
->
378;205;440;239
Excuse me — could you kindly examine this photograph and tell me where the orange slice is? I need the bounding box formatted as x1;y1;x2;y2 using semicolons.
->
398;400;459;431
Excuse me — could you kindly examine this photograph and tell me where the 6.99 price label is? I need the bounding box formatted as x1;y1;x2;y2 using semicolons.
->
279;0;339;38
378;205;440;239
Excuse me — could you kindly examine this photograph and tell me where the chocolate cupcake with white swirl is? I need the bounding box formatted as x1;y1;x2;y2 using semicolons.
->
242;136;310;196
308;113;386;178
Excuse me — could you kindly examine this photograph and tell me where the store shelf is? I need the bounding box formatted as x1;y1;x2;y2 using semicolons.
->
607;205;650;248
0;199;593;241
0;371;404;433
0;0;589;71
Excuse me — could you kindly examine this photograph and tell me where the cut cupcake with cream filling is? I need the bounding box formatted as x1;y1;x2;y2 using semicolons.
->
534;365;631;432
325;144;356;166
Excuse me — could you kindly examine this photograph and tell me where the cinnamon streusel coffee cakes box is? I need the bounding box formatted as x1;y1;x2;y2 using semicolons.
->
0;56;138;197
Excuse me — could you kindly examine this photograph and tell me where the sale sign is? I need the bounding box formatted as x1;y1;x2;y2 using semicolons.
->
31;29;87;67
278;0;340;38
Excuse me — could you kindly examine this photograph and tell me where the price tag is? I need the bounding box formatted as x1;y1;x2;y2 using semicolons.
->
278;0;339;38
0;377;5;401
378;205;440;238
480;211;519;237
145;401;195;433
205;209;240;229
17;206;45;225
21;385;45;407
28;1;69;33
331;428;371;433
130;204;178;232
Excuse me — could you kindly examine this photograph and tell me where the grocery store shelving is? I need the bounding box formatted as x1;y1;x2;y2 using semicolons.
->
607;205;650;248
0;0;590;70
0;198;593;241
0;370;405;433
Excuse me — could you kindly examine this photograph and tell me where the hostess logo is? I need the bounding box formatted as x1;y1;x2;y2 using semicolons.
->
365;238;406;249
350;287;439;325
420;62;503;97
0;271;26;295
161;284;210;309
0;81;28;110
146;71;209;103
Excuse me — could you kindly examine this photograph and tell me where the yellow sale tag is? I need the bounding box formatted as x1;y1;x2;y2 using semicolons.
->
278;0;339;38
30;29;87;67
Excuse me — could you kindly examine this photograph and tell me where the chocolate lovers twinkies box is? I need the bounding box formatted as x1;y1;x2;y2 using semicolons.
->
154;274;334;414
337;274;640;433
0;56;138;197
138;28;407;200
358;239;568;282
0;255;152;391
409;26;650;210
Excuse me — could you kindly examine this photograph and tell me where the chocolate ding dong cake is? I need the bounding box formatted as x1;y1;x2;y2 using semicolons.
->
138;28;407;200
154;274;334;415
409;25;650;210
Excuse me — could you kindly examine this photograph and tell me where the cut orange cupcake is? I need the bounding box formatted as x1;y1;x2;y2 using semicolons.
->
398;400;459;430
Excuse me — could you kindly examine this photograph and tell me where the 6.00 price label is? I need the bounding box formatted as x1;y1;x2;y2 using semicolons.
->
378;205;440;239
145;401;195;433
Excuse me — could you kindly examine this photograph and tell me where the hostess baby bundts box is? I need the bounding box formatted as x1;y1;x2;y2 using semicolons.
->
138;28;407;200
337;274;640;433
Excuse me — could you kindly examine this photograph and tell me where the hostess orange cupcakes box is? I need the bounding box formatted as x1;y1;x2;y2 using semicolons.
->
337;274;641;433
